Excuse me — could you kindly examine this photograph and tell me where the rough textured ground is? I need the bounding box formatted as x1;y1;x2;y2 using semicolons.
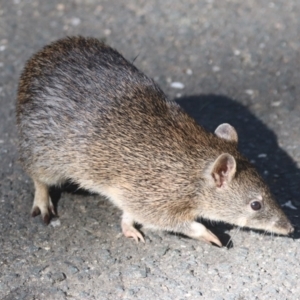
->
1;0;300;299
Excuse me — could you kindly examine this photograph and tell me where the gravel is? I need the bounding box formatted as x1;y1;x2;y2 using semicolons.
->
1;0;300;299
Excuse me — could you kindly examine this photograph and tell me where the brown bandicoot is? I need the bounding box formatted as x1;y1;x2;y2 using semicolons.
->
16;36;294;246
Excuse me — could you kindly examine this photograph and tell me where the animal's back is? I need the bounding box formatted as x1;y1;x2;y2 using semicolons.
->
17;36;165;127
16;37;209;186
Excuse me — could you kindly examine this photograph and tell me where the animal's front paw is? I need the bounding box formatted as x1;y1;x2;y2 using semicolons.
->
184;222;222;247
122;224;145;243
121;213;145;243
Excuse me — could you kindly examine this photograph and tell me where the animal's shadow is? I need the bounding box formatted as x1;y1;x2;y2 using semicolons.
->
49;181;92;207
176;94;299;244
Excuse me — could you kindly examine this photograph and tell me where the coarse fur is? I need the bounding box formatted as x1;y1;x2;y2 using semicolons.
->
16;36;293;246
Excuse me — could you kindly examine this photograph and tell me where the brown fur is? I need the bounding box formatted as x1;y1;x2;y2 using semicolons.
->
16;36;293;246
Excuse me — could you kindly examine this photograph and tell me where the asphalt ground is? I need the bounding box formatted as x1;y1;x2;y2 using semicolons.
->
0;1;300;299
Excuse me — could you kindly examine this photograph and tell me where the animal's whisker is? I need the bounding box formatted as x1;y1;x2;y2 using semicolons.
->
226;226;240;248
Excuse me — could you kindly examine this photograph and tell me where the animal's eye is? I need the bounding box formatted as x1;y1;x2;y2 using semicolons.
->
251;201;262;211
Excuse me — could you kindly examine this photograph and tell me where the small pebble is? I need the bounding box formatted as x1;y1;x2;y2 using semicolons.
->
186;68;193;75
68;265;79;274
258;153;267;158
56;3;65;11
259;43;265;49
212;66;220;72
233;49;241;56
70;17;81;26
104;29;111;36
245;89;254;95
50;219;61;227
271;101;281;107
170;82;185;89
79;291;90;297
123;265;147;279
217;263;231;271
51;272;66;283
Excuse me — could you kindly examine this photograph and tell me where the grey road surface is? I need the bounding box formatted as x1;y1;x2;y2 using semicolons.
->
1;0;300;299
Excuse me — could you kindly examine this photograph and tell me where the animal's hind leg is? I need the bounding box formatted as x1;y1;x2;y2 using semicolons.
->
31;179;56;224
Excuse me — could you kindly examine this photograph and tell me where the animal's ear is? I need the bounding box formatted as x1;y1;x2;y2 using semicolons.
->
211;153;236;187
214;123;238;143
